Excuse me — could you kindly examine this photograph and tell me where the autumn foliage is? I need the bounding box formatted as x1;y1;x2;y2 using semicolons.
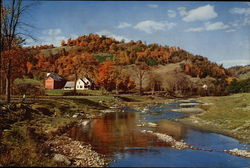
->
1;33;232;95
95;61;135;92
2;48;38;79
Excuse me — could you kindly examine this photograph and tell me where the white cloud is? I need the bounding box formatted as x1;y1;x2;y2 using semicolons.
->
205;22;230;31
225;29;237;33
185;22;230;32
230;7;250;27
134;20;176;33
70;34;79;39
185;27;204;32
147;4;158;8
182;5;218;22
178;7;188;16
230;20;241;27
167;10;176;18
244;16;250;25
230;8;250;15
117;22;132;29
47;29;62;36
247;2;250;6
24;29;78;47
219;59;250;68
96;30;130;42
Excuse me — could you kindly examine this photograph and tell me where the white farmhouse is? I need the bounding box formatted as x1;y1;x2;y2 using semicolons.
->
76;77;92;90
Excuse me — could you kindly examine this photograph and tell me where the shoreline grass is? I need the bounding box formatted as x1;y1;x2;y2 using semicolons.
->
177;93;250;144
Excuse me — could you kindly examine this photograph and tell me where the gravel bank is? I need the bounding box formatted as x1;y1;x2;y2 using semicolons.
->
171;107;204;113
141;130;189;150
225;148;250;158
45;135;107;167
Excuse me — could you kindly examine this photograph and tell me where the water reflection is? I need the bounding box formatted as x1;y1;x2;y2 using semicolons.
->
155;120;187;140
67;112;159;155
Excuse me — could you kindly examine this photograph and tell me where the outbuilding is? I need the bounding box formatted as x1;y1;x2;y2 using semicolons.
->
45;73;66;89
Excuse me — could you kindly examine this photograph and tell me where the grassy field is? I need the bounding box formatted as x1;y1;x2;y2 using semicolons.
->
45;89;105;96
14;78;42;86
178;93;250;144
40;46;76;56
45;89;69;96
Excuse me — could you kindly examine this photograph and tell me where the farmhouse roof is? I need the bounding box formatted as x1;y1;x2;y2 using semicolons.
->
46;73;63;81
79;77;91;85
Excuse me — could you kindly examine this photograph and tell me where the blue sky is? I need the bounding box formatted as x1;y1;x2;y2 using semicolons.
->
23;1;250;68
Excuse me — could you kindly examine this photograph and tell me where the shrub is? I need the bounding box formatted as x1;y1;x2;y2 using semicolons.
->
13;83;45;96
13;78;44;96
63;91;89;96
227;78;250;93
145;58;159;66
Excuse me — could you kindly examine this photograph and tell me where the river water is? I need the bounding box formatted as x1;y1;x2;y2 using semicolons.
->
66;101;250;167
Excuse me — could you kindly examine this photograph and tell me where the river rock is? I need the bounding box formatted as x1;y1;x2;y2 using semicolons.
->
140;106;149;112
1;106;7;111
141;130;189;150
171;108;204;113
147;122;157;127
46;135;107;167
72;114;79;118
81;120;90;126
179;100;196;103
179;103;200;107
53;154;71;165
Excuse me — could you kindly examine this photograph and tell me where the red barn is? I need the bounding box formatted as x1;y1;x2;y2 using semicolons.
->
45;73;66;89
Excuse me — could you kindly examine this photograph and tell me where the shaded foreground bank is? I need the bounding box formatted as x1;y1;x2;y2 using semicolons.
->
0;94;168;166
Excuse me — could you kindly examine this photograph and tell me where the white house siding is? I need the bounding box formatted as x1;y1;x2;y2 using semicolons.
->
76;78;91;90
76;79;86;90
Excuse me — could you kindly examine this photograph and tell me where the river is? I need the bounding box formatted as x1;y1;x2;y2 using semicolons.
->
66;101;250;167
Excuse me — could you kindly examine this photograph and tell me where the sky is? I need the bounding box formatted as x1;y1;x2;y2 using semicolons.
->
21;1;250;68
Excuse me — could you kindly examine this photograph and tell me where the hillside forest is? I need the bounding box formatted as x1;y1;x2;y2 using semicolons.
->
1;33;250;97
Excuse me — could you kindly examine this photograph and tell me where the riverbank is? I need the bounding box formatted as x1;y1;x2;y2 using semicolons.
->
176;93;250;144
0;94;169;166
1;93;249;166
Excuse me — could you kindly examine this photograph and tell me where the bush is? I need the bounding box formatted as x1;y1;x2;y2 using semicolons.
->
13;78;44;96
13;83;45;96
145;58;159;66
63;91;89;96
227;78;250;93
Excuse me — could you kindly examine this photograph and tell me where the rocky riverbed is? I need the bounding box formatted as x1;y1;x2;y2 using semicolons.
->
45;135;108;167
141;130;189;150
225;148;250;158
140;129;250;159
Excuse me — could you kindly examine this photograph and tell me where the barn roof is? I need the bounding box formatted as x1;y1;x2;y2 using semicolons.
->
47;73;63;81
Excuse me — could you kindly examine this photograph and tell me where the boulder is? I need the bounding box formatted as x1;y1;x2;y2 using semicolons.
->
53;154;71;166
72;114;78;118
